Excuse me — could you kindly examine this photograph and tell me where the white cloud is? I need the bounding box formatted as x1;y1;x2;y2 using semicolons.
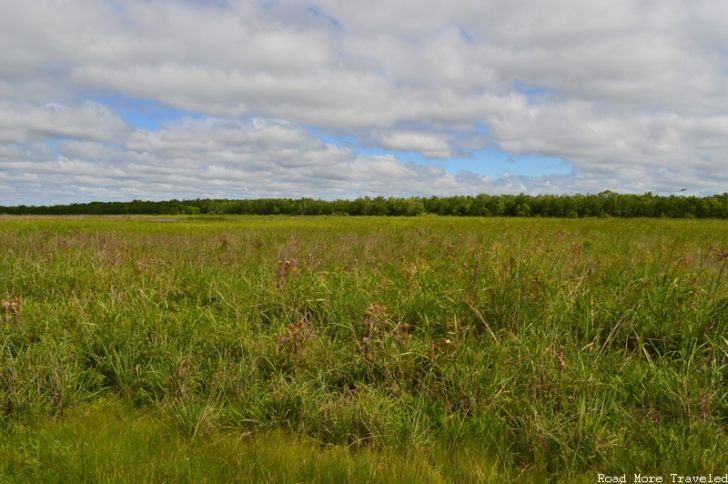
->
58;141;107;161
0;102;129;143
372;131;453;159
1;0;728;202
0;117;488;204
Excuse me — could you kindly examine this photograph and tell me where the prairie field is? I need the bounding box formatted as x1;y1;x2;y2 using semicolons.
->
0;215;726;482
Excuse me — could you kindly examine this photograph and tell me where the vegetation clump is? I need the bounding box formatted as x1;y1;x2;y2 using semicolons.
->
4;191;728;218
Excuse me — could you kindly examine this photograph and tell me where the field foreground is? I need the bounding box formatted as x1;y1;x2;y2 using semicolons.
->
1;216;726;482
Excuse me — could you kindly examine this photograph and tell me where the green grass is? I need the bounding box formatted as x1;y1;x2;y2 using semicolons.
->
1;398;499;483
1;215;726;481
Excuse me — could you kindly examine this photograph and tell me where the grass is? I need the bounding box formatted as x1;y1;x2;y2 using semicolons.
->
0;215;726;481
1;398;493;483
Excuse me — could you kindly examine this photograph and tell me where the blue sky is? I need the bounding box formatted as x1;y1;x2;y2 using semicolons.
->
1;0;727;204
93;93;205;131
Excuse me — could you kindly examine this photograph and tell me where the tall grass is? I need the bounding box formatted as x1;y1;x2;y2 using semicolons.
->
0;215;726;481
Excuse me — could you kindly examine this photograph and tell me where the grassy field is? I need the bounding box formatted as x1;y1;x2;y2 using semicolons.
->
0;215;726;482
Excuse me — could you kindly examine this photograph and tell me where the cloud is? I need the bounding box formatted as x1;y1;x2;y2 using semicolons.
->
58;141;108;161
1;0;728;202
372;131;454;159
487;99;728;191
0;117;491;204
0;102;130;143
4;114;718;207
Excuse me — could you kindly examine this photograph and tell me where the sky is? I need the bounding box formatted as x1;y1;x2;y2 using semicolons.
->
1;0;728;205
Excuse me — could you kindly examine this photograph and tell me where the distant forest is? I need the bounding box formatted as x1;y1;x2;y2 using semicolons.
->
3;191;728;218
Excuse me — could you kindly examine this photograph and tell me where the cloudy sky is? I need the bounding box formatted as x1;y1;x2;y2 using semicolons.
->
2;0;728;204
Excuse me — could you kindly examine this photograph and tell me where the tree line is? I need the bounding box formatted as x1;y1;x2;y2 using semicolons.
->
3;191;728;218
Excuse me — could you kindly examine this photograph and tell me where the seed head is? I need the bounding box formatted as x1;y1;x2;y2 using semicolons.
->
556;345;566;372
2;298;20;317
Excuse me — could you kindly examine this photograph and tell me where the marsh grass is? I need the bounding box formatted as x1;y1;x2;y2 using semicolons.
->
0;215;726;481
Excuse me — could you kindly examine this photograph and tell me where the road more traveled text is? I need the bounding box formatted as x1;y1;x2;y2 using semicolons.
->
597;474;728;483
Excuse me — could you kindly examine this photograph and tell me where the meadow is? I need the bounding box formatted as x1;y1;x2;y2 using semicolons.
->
0;215;726;482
